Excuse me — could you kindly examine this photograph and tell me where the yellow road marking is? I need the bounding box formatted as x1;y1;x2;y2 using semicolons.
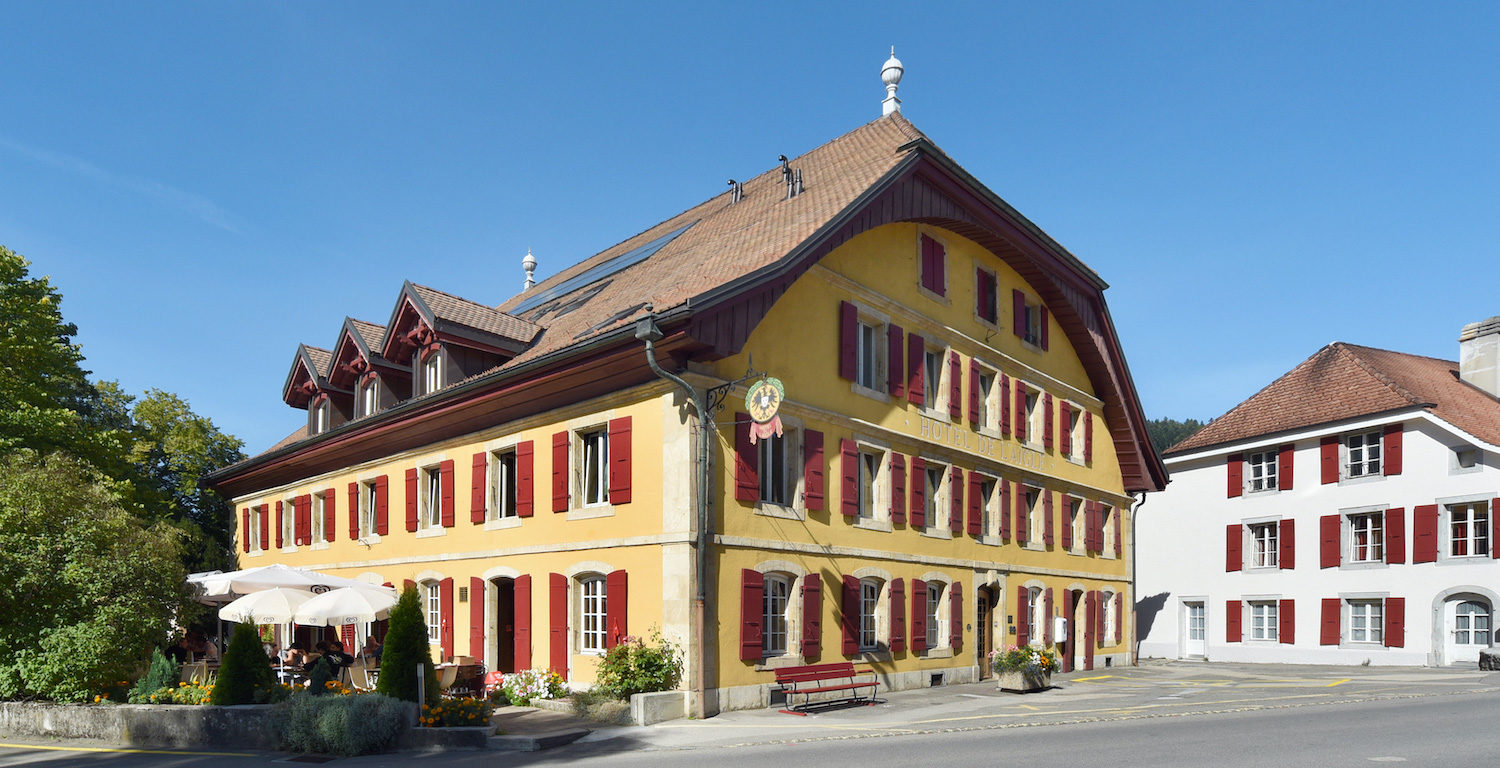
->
1015;704;1042;711
1069;675;1117;682
0;742;256;757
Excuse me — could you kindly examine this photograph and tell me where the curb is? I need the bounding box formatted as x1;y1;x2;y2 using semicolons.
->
489;727;591;752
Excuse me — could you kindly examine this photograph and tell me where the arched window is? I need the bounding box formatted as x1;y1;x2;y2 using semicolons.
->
762;574;792;656
859;578;883;651
1455;601;1491;645
357;378;380;418
1028;586;1044;645
423;581;441;643
579;575;607;653
925;582;943;649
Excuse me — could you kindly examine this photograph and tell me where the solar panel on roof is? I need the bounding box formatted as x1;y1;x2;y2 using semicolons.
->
512;221;697;314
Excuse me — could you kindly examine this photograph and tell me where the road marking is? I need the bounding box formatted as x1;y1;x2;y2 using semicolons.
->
1069;675;1117;682
0;742;256;757
1014;704;1042;711
1367;757;1407;763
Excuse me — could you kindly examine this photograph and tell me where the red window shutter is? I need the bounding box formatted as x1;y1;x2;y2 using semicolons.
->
1085;501;1098;553
551;431;569;513
743;571;766;660
838;301;857;381
1061;495;1074;550
1320;598;1340;645
804;431;824;511
439;577;455;661
966;470;983;537
968;359;981;424
608;416;632;504
1320;436;1339;484
299;495;312;544
375;476;389;535
347;483;359;540
1383;597;1405;648
514;574;532;670
1278;444;1294;490
1015;588;1030;647
1042;393;1054;451
1412;505;1439;563
1113;505;1123;557
920;235;946;295
841;575;860;655
439;459;456;528
912;579;928;652
1039;306;1049;350
889;579;906;653
1015;482;1029;543
548;573;568;678
1042;587;1054;645
999;375;1011;436
949;465;963;534
1084;411;1093;463
605;569;628;649
887;324;905;398
258;505;269;550
948;351;962;419
516;441;534;517
1042;490;1054;546
1279;599;1295;644
1279;519;1295;569
1012;289;1026;339
1013;384;1027;441
801;574;822;658
1382;424;1402;476
1226;453;1243;498
734;413;757;502
471;452;488;524
1084;591;1097;665
1114;592;1124;644
1226;600;1242;642
839;438;858;517
1224;523;1242;572
1320;514;1341;568
275;501;284;549
405;468;419;532
469;577;486;661
907;333;925;406
1059;401;1072;455
241;507;249;552
998;480;1010;541
950;582;964;652
323;488;337;542
890;453;906;524
909;457;926;528
1386;506;1405;564
1493;499;1500;560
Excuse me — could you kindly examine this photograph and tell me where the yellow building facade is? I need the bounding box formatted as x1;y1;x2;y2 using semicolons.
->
209;113;1165;714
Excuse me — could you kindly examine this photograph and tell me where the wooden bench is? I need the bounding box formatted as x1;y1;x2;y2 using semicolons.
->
773;662;878;715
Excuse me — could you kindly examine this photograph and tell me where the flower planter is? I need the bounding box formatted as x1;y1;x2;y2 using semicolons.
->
996;670;1051;693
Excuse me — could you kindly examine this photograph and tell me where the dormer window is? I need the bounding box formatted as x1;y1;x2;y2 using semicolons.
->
357;378;380;418
420;349;443;395
312;399;331;435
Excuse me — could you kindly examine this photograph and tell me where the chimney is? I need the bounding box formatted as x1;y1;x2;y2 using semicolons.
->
1459;316;1500;397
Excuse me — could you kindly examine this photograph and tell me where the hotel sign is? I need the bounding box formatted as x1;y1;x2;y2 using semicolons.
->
916;415;1054;472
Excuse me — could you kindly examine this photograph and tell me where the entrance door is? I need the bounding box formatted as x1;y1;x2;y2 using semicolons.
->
977;586;996;679
492;578;516;674
1446;598;1491;665
1184;601;1206;658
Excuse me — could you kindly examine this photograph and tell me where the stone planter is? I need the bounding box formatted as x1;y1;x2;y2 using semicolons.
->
995;670;1051;693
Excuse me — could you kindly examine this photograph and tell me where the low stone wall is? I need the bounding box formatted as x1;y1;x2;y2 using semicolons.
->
0;702;281;750
629;691;686;725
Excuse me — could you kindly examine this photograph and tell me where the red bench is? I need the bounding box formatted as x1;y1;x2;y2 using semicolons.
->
773;662;878;715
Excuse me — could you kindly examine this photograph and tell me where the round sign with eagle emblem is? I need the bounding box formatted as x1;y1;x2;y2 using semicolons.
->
744;377;786;444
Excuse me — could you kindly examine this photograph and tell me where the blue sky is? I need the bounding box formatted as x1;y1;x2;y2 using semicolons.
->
3;2;1497;455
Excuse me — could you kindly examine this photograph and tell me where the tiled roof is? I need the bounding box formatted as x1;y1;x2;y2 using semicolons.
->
348;320;386;354
302;346;333;379
1168;342;1500;454
409;283;540;344
266;426;309;452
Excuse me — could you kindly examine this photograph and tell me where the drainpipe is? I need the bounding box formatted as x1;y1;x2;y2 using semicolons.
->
1129;490;1147;666
635;315;713;719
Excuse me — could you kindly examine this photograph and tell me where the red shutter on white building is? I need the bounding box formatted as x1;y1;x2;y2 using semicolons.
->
1382;424;1403;475
1226;600;1242;642
1320;598;1340;645
1226;453;1243;498
734;413;757;502
1386;507;1405;564
1278;444;1294;490
1279;599;1295;644
1280;518;1295;570
1014;483;1029;543
838;301;857;381
607;416;632;504
1320;514;1341;568
801;574;822;658
1320;436;1339;484
803;431;824;511
1384;597;1405;648
840;439;858;518
1413;505;1439;563
1493;499;1500;560
1225;523;1242;572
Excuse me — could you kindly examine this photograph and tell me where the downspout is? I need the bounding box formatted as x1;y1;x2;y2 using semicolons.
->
1129;490;1147;666
635;315;713;719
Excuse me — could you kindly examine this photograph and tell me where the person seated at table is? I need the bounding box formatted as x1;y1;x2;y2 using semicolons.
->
183;630;218;662
284;642;308;670
324;640;355;673
264;640;280;662
360;635;382;666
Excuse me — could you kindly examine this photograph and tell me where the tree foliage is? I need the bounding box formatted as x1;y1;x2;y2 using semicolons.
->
375;587;438;705
1146;417;1207;454
0;451;186;702
210;620;275;705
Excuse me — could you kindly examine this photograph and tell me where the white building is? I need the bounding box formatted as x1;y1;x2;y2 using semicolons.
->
1138;318;1500;666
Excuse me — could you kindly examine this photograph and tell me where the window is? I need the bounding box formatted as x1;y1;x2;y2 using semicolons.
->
312;399;330;435
248;508;261;551
1346;431;1382;478
360;480;378;537
1449;502;1490;557
1103;590;1117;642
859;579;881;651
1028;587;1044;644
1246;450;1277;492
311;492;326;542
425;582;441;643
423;466;442;528
1024;387;1041;444
1249;523;1278;568
580;428;609;506
919;234;946;296
925;465;945;531
758;434;788;506
281;499;295;546
580;576;607;653
1349;512;1383;563
421;350;443;394
357;378;379;418
762;575;791;656
855;320;880;391
979;476;997;538
1024;487;1040;545
1249;601;1278;641
976;371;994;428
925;583;942;649
1454;601;1491;645
1068;498;1083;551
1101;505;1115;554
923;348;942;412
1349;600;1383;644
975;268;998;324
1066;405;1082;460
1453;447;1481;472
491;449;518;520
1022;303;1043;346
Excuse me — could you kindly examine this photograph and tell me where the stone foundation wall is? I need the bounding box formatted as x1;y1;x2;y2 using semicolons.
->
0;702;282;750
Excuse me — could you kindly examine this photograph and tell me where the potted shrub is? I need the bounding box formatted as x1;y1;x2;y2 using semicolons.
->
991;645;1057;692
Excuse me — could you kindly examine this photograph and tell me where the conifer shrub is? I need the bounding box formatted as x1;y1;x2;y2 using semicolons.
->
209;621;274;705
127;647;181;703
374;586;438;705
307;656;335;696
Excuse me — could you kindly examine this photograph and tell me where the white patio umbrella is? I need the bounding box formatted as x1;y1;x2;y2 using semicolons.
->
291;585;400;627
189;564;373;603
218;587;315;624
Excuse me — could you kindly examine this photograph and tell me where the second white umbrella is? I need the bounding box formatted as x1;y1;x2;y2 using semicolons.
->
218;587;313;624
292;586;400;627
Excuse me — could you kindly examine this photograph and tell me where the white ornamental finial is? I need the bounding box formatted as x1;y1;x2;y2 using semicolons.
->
522;248;537;291
881;46;904;116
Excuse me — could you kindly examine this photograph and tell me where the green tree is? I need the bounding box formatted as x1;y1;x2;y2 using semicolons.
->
375;587;438;705
210;620;274;705
0;451;187;702
1146;417;1206;454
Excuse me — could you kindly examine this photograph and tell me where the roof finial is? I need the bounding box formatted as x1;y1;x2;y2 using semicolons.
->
881;46;904;116
522;248;537;292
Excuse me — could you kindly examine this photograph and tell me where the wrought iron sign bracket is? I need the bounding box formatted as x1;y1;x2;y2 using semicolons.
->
706;355;768;416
